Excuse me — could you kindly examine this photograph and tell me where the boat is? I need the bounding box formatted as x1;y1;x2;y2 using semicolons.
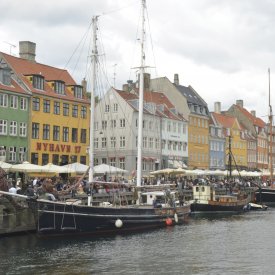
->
190;184;250;214
247;202;268;211
20;1;190;237
255;69;275;205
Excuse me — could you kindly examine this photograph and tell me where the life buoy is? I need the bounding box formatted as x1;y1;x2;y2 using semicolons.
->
166;218;173;226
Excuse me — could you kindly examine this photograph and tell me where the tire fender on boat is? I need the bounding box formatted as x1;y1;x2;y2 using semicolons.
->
115;219;123;228
174;213;179;223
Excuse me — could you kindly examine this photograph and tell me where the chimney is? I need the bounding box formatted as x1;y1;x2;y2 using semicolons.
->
174;73;179;85
236;99;243;108
214;102;221;114
144;73;150;90
81;78;87;94
251;110;256;117
19;41;36;62
122;80;134;92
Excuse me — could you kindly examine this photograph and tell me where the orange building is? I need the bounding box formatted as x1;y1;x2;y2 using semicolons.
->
2;41;90;165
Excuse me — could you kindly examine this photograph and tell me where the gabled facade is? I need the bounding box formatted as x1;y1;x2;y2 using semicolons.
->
150;74;209;169
226;100;268;170
209;107;226;170
0;56;31;163
212;107;247;170
1;41;90;165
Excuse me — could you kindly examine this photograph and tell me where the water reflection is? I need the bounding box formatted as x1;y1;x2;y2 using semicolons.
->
1;210;275;274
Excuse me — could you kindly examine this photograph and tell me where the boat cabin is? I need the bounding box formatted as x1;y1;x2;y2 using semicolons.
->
141;191;176;207
193;185;214;201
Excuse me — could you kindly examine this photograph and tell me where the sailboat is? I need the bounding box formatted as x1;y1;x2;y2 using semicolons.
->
23;1;190;236
255;68;275;205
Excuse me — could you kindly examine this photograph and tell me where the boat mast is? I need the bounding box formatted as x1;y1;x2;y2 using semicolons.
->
136;0;146;188
89;16;98;186
268;68;273;184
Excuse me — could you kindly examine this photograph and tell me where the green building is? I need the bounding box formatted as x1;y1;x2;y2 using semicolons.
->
0;53;31;163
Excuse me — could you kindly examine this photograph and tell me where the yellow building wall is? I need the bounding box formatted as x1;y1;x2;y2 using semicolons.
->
188;115;209;169
30;95;90;165
225;121;247;168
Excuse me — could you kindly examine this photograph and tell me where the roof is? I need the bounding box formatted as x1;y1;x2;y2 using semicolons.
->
234;104;265;128
1;52;88;103
174;84;208;107
0;79;30;96
212;112;238;128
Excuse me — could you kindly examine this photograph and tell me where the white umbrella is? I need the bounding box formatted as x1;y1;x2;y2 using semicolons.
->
43;163;75;173
93;164;127;174
62;162;89;174
0;161;12;171
150;168;176;175
10;161;47;173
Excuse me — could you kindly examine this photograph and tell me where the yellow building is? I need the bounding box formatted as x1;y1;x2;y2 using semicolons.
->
3;41;90;165
212;112;247;169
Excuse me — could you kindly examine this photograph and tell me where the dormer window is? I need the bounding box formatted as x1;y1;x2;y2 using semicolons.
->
54;81;65;94
73;85;83;99
0;67;12;86
32;75;44;90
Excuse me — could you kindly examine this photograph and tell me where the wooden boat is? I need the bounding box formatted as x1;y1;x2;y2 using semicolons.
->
190;185;250;214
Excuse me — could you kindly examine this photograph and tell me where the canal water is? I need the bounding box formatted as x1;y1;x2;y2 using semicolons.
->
1;209;275;275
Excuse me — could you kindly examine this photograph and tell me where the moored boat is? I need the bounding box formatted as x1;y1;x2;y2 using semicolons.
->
190;185;251;214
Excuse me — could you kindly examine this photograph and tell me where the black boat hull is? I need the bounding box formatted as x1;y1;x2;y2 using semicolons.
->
255;188;275;206
33;200;190;236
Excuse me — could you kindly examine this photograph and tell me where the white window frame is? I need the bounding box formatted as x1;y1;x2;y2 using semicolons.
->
20;97;28;110
9;146;16;162
10;95;18;109
0;120;8;135
0;94;8;107
9;121;17;136
19;122;27;137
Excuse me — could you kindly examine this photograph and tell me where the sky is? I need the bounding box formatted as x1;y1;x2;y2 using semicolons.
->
1;0;275;121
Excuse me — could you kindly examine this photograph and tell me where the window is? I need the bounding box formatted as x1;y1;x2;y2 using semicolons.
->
9;121;17;136
32;97;40;111
0;146;6;161
102;137;107;149
111;120;116;128
105;104;110;112
143;137;147;148
94;122;98;131
120;136;125;148
102;120;107;130
80;156;86;165
155;139;160;149
72;105;78;117
149;138;153;148
43;99;50;113
43;124;50;140
0;120;7;135
19;97;27;110
52;154;59;165
63;127;69;142
110;137;116;148
113;103;118;112
94;138;99;149
149;121;153;130
9;147;16;162
81;106;87;118
10;95;18;109
120;119;125;128
19;122;27;137
53;126;60;141
54;101;60;115
63;103;69;116
42;154;49;165
94;158;99;166
32;123;39;139
167;122;171;132
31;153;39;165
54;81;65;94
74;86;83;98
110;157;116;167
119;157;125;170
33;75;44;90
80;129;86;143
0;68;11;85
72;128;78;143
19;147;26;162
0;94;8;107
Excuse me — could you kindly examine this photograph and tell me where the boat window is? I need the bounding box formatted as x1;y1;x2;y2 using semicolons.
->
202;187;205;192
196;187;199;192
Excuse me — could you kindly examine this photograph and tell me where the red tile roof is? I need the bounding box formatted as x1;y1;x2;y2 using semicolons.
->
212;112;238;128
0;79;30;95
1;52;88;103
234;104;265;128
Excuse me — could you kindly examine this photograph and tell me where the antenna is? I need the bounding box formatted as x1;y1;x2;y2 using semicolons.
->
112;64;117;88
3;41;16;55
268;68;273;184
